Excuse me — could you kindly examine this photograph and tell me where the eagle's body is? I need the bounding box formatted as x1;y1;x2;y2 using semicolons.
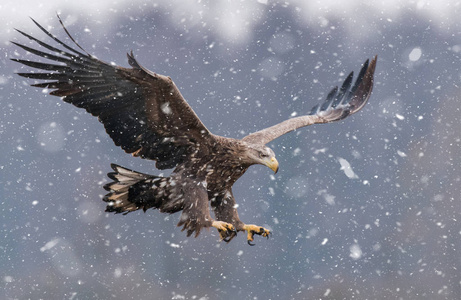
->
104;136;255;237
13;17;377;244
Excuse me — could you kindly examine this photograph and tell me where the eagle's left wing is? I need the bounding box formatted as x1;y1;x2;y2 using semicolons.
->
243;56;377;145
12;17;215;170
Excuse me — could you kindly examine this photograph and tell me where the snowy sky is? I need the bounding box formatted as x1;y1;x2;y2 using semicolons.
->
2;1;461;299
1;0;460;44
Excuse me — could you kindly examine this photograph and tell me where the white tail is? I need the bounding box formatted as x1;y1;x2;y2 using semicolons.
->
103;164;160;214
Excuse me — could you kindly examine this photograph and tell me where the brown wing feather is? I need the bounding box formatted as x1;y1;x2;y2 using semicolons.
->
242;56;377;145
12;17;214;169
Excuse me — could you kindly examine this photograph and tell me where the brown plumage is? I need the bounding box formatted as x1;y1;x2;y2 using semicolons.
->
12;16;377;245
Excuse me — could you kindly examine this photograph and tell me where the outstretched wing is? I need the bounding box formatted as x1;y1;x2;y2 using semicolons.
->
242;56;377;145
12;17;215;169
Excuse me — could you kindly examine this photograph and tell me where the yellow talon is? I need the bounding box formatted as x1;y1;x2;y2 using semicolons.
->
212;221;237;242
243;224;271;246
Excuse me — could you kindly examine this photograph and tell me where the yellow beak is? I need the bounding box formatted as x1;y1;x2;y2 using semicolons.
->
264;156;279;174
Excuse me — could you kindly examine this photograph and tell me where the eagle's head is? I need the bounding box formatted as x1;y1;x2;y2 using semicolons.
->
243;143;279;173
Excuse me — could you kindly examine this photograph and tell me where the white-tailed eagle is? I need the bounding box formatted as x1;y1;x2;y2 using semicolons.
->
12;17;377;245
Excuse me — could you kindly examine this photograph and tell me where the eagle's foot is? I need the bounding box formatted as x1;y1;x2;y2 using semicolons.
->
212;221;237;242
243;224;271;246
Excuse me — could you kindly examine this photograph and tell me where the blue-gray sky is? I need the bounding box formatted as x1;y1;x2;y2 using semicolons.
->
1;1;460;299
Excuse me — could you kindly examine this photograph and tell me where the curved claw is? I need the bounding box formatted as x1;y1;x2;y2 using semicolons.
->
212;221;237;242
222;229;237;243
232;227;238;236
243;224;271;246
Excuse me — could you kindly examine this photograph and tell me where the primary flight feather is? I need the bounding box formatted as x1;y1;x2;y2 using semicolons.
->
13;16;377;245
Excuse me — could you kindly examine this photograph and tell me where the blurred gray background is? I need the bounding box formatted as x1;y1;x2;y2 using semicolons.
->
1;0;460;299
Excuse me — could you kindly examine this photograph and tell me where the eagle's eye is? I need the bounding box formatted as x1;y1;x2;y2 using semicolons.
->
259;152;269;158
